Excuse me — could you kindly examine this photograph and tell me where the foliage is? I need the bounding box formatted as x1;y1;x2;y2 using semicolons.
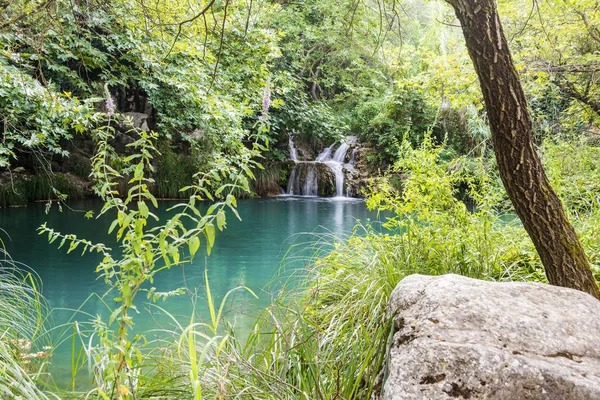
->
267;88;349;151
542;140;600;214
351;87;437;162
484;139;600;214
366;137;540;281
0;62;102;168
269;0;392;102
501;0;600;136
0;0;278;184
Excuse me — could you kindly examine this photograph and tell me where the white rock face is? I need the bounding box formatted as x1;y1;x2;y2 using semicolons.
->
382;274;600;400
122;112;149;131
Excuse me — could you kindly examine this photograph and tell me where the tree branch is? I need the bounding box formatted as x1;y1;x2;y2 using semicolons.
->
529;62;600;74
555;79;600;116
163;0;217;59
0;0;54;30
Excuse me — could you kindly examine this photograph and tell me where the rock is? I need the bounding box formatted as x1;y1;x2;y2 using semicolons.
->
382;274;600;400
346;135;359;145
187;129;206;140
344;147;369;197
12;167;26;173
120;112;149;132
113;133;136;154
286;161;337;197
0;171;12;184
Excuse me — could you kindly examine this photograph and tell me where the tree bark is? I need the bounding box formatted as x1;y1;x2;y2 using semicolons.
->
446;0;600;299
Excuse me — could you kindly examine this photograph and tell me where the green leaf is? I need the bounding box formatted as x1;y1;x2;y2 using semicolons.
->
216;210;226;231
67;240;79;254
205;223;215;255
150;195;158;208
138;201;149;218
206;203;219;215
226;194;237;208
188;236;200;258
170;247;180;265
49;233;59;244
109;306;123;325
134;162;144;180
108;219;119;234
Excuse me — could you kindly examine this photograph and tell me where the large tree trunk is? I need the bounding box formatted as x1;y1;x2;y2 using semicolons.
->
446;0;600;299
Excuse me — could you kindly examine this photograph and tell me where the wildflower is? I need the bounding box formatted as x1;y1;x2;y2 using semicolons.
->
262;86;271;114
105;97;116;116
260;81;271;121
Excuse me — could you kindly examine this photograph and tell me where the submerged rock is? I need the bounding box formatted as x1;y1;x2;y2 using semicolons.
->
381;274;600;400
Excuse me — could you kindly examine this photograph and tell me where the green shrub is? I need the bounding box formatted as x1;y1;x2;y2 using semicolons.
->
542;140;600;214
268;89;349;153
351;88;437;163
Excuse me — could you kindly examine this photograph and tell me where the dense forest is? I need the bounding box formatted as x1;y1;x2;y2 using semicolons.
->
1;0;600;398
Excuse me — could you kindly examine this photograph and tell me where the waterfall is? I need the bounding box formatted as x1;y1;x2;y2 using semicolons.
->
325;142;350;197
286;167;297;194
286;163;318;197
315;144;335;161
285;139;354;197
325;161;345;196
302;166;318;196
289;136;298;161
332;143;349;163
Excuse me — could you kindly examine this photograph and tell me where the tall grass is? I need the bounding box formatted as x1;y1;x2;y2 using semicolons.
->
250;164;283;196
0;174;84;208
0;245;54;399
155;141;199;199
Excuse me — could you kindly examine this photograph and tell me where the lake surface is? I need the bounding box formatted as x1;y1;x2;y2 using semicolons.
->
0;196;384;387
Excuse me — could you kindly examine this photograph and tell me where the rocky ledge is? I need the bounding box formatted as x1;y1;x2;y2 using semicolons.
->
380;274;600;399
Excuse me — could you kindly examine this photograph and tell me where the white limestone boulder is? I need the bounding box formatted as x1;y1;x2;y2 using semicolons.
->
382;274;600;399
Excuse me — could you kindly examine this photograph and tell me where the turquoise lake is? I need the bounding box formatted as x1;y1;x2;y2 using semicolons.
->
0;196;385;387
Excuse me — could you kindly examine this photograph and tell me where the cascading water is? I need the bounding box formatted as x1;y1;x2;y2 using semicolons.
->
286;168;297;195
318;141;350;197
315;144;335;162
332;143;349;163
302;166;318;196
325;161;345;196
286;138;355;197
289;136;298;161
